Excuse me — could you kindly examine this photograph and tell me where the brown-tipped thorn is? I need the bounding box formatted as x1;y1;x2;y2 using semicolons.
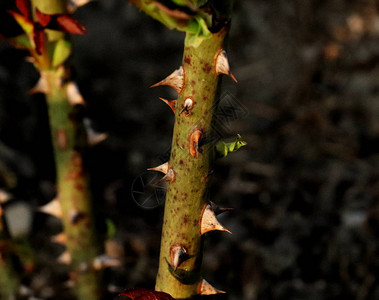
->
188;127;203;158
148;162;169;174
214;49;237;83
51;232;67;245
198;279;226;295
159;98;177;113
93;254;121;270
58;250;72;265
200;203;231;235
66;81;86;106
170;244;190;271
39;198;62;219
150;66;185;93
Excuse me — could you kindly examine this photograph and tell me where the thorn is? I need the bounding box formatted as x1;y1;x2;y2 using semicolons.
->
0;189;11;204
67;0;92;13
66;81;86;106
198;279;226;295
25;56;36;64
161;168;176;183
151;66;185;93
83;118;108;146
214;49;237;83
200;203;231;235
159;98;177;113
93;254;122;270
29;75;49;94
170;244;190;270
188;127;203;158
180;97;194;116
51;232;67;245
39;198;62;219
58;250;72;265
147;162;169;174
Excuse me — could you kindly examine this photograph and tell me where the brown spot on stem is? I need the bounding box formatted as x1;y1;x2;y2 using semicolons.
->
184;56;191;65
56;129;68;151
203;63;212;73
188;127;203;158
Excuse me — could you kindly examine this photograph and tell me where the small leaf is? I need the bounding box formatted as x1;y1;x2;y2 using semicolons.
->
119;288;175;300
215;134;247;158
184;16;212;48
54;14;87;34
8;11;33;34
16;0;31;19
35;8;52;27
9;34;32;49
51;39;71;67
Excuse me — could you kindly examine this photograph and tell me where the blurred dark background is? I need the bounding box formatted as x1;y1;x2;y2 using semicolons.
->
1;0;379;300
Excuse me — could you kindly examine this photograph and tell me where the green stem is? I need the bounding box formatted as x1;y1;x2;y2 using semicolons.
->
155;27;228;298
30;1;102;299
44;70;101;300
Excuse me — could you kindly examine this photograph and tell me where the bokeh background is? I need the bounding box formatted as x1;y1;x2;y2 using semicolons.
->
1;0;379;300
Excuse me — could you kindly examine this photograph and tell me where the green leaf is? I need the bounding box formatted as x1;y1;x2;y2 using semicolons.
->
51;39;71;67
184;16;212;47
9;34;32;49
216;134;247;158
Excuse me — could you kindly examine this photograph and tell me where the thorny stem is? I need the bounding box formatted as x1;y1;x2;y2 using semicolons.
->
155;27;228;298
31;1;102;299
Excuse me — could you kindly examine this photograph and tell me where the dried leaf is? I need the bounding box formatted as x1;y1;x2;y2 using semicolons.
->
152;1;192;20
8;11;33;34
35;8;52;27
33;23;45;55
16;0;31;19
119;288;175;300
54;14;87;34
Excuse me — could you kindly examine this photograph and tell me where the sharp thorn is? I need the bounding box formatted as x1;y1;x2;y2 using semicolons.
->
147;162;169;174
170;244;190;270
28;75;49;94
214;49;237;83
198;279;226;295
57;250;72;265
66;81;86;106
150;66;185;93
200;203;231;235
51;232;67;245
159;98;177;113
39;198;62;219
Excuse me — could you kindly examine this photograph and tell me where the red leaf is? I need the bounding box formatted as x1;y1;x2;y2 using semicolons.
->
119;288;175;300
54;15;87;34
16;0;31;20
33;23;45;55
35;8;52;27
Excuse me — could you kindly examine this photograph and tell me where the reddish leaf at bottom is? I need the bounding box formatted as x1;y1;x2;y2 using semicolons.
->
119;288;175;300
